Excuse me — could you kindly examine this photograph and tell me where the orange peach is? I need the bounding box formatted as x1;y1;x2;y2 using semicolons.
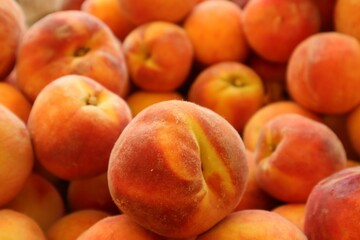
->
5;172;65;231
27;74;132;180
118;0;198;25
126;90;184;116
272;203;306;232
242;0;321;63
197;209;307;240
0;209;46;240
304;166;360;239
0;0;26;79
16;10;129;102
46;209;110;240
0;105;34;207
108;100;249;238
123;21;193;92
254;114;347;203
242;101;321;151
334;0;360;41
183;0;249;66
287;32;360;114
188;61;265;133
81;0;136;41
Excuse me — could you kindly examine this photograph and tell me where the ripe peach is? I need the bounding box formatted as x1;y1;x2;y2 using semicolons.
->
272;203;306;232
304;166;360;239
287;32;360;114
197;209;307;240
188;61;265;133
0;105;34;207
16;10;129;102
183;0;249;66
108;100;249;238
27;75;132;180
242;0;320;62
123;21;193;92
254;114;347;203
334;0;360;41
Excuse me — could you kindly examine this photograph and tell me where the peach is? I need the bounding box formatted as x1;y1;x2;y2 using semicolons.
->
0;209;46;240
46;209;110;240
0;105;34;207
0;81;32;122
123;21;193;92
126;90;184;116
183;0;249;66
242;0;321;62
118;0;198;25
108;100;249;238
67;172;119;214
16;10;129;103
304;166;360;239
197;209;307;240
5;172;65;231
254;114;347;203
272;203;306;232
0;0;26;79
334;0;360;41
346;104;360;157
188;61;265;132
27;74;132;180
242;101;321;151
287;32;360;114
81;0;136;41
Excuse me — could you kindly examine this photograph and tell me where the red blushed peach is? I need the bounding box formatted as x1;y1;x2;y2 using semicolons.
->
242;101;321;151
254;114;347;203
108;100;249;238
27;75;132;180
0;209;46;240
118;0;198;25
334;0;360;41
183;0;249;66
287;32;360;114
242;0;320;63
123;21;193;92
272;203;306;232
197;209;307;240
16;10;129;103
0;105;34;207
188;61;265;133
304;166;360;239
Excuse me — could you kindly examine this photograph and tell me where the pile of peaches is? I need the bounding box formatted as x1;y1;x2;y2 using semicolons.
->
1;0;360;239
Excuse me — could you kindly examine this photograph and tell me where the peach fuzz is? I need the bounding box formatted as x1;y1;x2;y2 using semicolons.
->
304;166;360;239
0;105;34;207
67;172;119;214
197;209;307;240
108;100;249;238
46;209;110;240
242;0;320;63
272;203;306;232
27;75;132;180
242;101;321;151
118;0;198;25
0;81;32;123
188;61;265;133
287;32;360;114
334;0;360;41
254;114;347;203
0;209;46;240
346;104;360;157
123;21;193;92
5;172;65;231
0;0;26;79
81;0;136;41
126;90;184;116
16;10;129;103
183;0;249;66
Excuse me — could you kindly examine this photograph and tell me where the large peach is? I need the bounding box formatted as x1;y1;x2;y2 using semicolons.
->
242;0;321;62
254;114;347;203
123;21;193;92
108;100;249;238
287;32;360;114
304;166;360;239
27;74;132;180
16;10;129;102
